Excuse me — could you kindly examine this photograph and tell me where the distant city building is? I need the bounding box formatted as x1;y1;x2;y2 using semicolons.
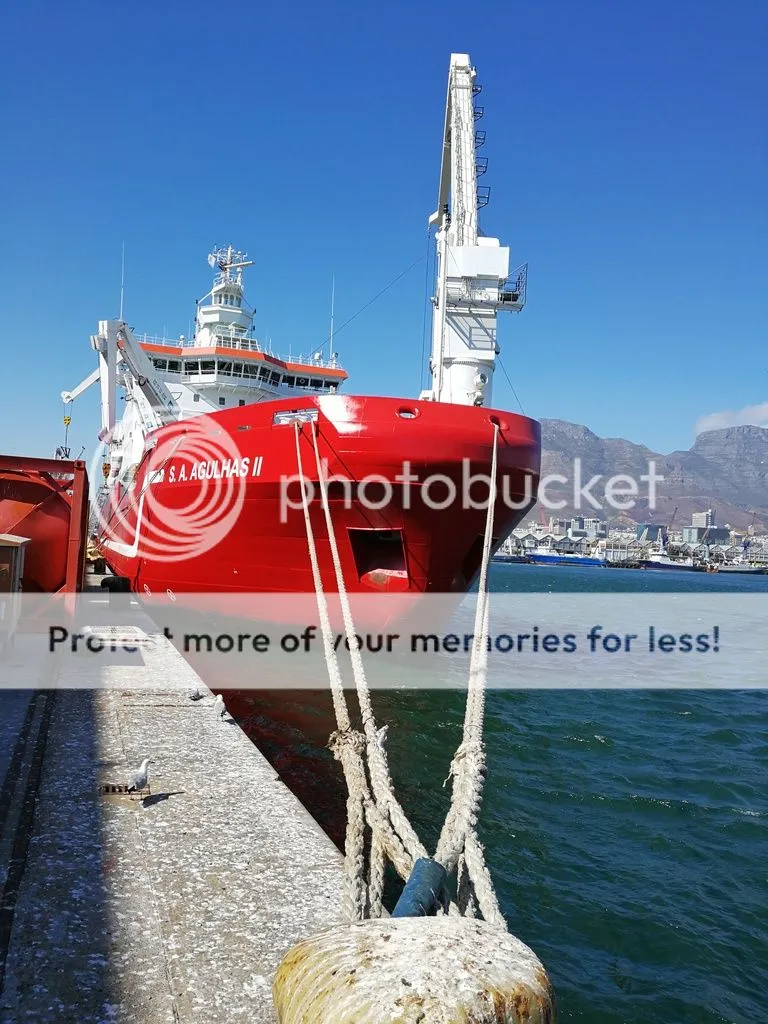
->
682;526;729;545
636;523;667;543
548;517;570;536
691;509;715;528
545;515;606;540
580;516;607;539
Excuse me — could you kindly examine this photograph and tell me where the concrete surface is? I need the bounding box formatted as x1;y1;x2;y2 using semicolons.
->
0;605;345;1023
0;693;32;794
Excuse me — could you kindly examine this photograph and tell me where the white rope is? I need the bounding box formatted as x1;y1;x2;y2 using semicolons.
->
307;422;427;867
292;426;351;735
294;423;422;920
293;417;504;927
435;423;498;871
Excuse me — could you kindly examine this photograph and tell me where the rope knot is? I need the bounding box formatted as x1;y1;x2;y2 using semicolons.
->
327;728;366;761
443;740;486;787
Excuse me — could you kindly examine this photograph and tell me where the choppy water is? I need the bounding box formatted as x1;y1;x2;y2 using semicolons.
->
226;565;768;1023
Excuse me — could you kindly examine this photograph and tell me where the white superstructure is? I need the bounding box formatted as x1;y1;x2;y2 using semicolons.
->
62;246;348;490
421;53;527;407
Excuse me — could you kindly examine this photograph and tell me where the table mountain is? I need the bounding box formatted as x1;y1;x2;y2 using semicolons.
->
537;420;768;532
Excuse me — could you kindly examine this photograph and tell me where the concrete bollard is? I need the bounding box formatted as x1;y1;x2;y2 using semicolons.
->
273;916;555;1023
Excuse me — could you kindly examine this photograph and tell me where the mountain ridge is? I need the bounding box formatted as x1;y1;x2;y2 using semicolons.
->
537;420;768;531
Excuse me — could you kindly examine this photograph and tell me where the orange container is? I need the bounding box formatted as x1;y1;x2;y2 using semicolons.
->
0;456;88;592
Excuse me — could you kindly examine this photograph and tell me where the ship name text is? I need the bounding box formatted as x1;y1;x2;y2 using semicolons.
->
149;456;263;484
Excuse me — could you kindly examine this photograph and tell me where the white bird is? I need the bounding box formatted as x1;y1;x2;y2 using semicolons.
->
127;757;151;799
214;693;227;720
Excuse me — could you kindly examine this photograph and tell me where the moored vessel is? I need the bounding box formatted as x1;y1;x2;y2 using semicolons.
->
527;548;605;568
64;55;541;614
643;552;702;571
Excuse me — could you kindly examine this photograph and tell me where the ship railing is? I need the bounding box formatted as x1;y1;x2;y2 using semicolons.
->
136;333;189;348
138;331;344;369
206;333;343;367
289;353;343;370
212;269;246;288
209;333;263;352
136;331;264;352
499;263;528;307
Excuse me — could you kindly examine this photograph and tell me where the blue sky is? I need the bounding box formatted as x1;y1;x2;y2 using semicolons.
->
1;0;765;459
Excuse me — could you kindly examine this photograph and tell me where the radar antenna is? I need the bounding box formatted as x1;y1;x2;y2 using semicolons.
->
207;245;254;284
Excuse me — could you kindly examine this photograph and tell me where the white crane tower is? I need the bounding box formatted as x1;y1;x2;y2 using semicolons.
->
421;53;526;408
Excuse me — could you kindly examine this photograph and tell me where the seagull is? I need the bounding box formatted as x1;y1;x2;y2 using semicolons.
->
375;725;388;751
214;693;227;720
127;757;151;800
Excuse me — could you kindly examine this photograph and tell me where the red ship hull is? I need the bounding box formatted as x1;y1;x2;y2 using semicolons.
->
98;394;539;611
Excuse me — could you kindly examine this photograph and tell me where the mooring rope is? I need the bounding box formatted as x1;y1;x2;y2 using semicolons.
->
293;417;504;927
307;425;427;866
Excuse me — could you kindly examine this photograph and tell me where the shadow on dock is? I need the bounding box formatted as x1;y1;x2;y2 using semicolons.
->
0;690;117;1022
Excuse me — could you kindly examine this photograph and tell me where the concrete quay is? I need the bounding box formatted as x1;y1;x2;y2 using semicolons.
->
0;601;344;1023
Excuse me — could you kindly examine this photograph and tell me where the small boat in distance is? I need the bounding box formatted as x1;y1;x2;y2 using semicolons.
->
643;552;701;572
526;547;605;568
705;562;766;575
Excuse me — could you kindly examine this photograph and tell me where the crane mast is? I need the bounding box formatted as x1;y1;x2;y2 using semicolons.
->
421;53;526;407
62;321;180;441
93;320;179;437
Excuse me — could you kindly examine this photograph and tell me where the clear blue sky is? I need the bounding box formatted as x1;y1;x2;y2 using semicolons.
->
1;0;765;459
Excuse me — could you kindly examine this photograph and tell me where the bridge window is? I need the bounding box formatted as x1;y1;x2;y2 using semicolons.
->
296;376;309;387
232;362;244;376
270;372;281;385
167;360;181;372
258;367;270;381
283;375;295;386
311;378;322;389
185;360;200;374
200;360;215;374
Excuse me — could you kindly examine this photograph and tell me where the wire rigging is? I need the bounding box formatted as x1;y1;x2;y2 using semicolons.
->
326;253;426;348
498;356;526;415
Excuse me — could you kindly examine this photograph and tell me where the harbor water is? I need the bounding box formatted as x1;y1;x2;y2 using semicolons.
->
221;564;767;1024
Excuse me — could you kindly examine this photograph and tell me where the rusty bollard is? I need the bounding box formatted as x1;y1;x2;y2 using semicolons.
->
274;916;554;1023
